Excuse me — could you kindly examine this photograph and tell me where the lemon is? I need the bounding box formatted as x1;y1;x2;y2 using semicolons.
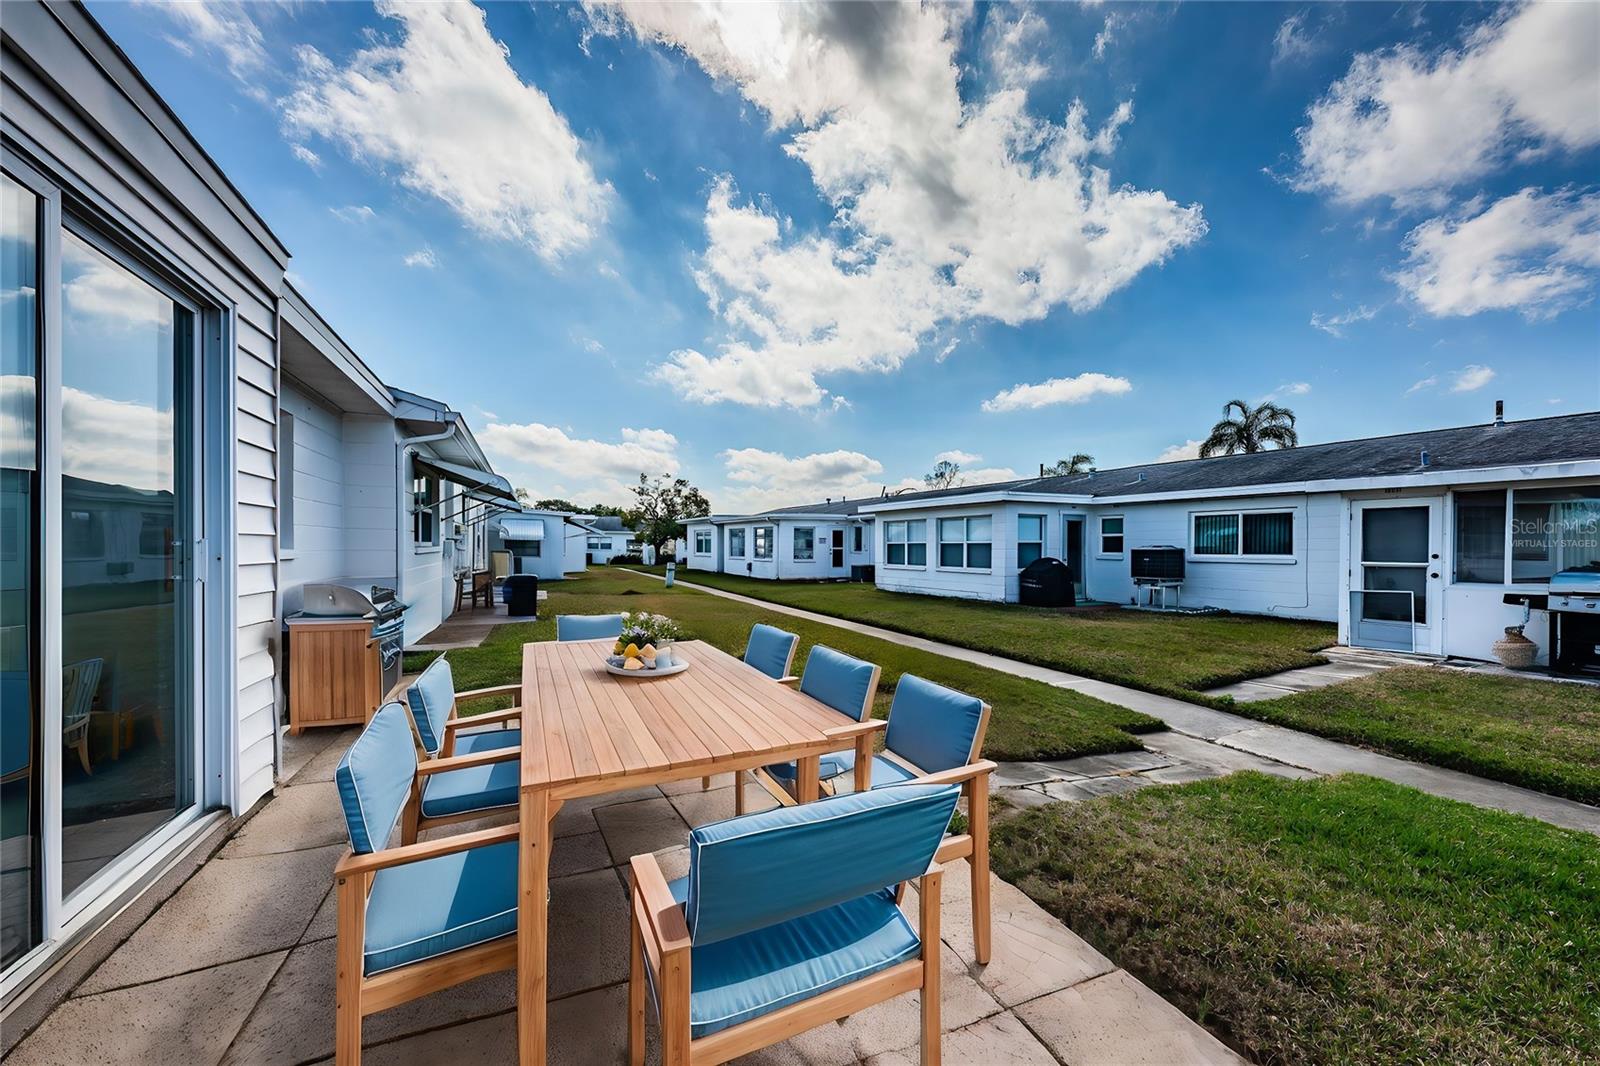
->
624;643;641;659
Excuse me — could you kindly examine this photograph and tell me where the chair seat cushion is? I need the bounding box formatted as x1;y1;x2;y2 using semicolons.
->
763;751;853;784
452;728;521;755
364;840;518;975
664;877;920;1039
812;752;919;794
419;758;519;819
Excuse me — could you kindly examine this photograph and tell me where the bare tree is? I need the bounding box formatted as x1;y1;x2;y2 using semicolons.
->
924;459;963;490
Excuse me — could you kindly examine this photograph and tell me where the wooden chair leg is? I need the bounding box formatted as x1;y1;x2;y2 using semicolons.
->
700;776;712;791
74;736;92;776
335;872;367;1066
920;867;943;1066
628;888;646;1066
969;775;991;966
660;947;691;1066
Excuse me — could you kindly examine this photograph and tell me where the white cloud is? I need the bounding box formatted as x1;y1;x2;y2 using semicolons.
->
578;336;606;355
480;422;679;504
1271;12;1317;67
403;248;438;269
1391;188;1600;319
330;205;376;224
718;447;890;513
1405;364;1497;396
289;144;322;170
1309;304;1378;337
1294;3;1600;205
284;1;610;262
1093;12;1129;60
981;372;1132;413
60;387;174;492
1451;364;1496;393
1156;439;1203;463
591;2;1204;408
1266;381;1313;399
144;0;270;92
63;244;172;330
934;450;982;466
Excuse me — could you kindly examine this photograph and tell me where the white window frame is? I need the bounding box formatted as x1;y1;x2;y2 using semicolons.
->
1097;514;1124;559
1017;513;1046;569
412;469;440;549
793;526;815;562
937;515;993;572
727;527;746;558
852;525;864;553
753;526;775;560
693;529;712;556
882;519;927;568
278;410;295;554
1189;508;1295;562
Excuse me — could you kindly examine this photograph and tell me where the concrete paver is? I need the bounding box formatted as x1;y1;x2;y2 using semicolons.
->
592;796;691;865
866;1011;1059;1065
221;781;347;858
1018;968;1249;1065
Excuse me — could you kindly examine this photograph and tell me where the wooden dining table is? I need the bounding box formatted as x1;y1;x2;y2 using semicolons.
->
514;638;881;1066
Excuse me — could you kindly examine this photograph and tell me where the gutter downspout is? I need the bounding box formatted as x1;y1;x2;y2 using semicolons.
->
396;419;459;633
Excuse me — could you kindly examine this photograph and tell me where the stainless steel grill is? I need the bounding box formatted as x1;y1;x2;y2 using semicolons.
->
1548;567;1600;677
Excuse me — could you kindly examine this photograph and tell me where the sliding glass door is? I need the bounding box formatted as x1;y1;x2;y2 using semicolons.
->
2;161;204;979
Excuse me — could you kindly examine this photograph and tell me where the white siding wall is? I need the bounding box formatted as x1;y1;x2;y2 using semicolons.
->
341;418;398;583
278;383;347;590
874;503;1011;601
1084;493;1340;620
722;522;779;580
685;522;720;572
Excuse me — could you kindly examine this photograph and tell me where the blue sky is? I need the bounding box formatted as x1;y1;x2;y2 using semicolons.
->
90;1;1599;510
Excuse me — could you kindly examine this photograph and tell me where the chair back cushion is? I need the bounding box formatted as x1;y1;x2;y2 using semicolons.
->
743;624;798;680
798;645;875;721
685;783;959;945
883;674;985;774
335;702;419;854
555;614;624;642
404;656;455;758
62;658;103;728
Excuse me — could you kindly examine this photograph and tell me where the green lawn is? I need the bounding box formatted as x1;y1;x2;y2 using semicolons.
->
405;569;1161;761
991;773;1600;1065
1243;667;1600;805
632;566;1335;701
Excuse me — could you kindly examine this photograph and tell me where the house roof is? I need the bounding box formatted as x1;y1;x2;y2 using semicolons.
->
703;494;884;523
584;515;633;532
872;410;1600;508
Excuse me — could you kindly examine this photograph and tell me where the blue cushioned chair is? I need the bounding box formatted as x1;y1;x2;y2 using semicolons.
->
760;674;997;967
742;645;881;814
742;623;799;681
331;702;520;1065
629;784;960;1065
397;656;524;844
555;613;625;642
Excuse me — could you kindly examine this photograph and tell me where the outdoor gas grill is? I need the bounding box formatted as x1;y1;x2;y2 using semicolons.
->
1548;567;1600;677
283;580;408;731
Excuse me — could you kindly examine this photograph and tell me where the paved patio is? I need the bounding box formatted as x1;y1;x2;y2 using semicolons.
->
6;726;1244;1066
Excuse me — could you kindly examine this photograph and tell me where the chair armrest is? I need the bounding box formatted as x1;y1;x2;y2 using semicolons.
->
630;853;691;957
776;676;801;687
444;707;522;732
416;746;520;776
822;719;886;741
455;684;522;704
912;759;997;788
334;823;521;876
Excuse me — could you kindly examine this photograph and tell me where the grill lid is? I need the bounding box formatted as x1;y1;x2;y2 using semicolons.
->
1549;567;1600;596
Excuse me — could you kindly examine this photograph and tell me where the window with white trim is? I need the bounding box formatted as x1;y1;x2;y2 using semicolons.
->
793;526;815;561
728;528;746;557
883;519;927;566
853;525;864;552
754;526;775;559
1017;514;1045;567
938;515;992;569
1099;515;1124;556
412;470;438;545
693;529;712;555
1191;510;1293;557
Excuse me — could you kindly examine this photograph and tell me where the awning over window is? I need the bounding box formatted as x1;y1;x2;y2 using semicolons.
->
498;516;546;540
412;454;516;503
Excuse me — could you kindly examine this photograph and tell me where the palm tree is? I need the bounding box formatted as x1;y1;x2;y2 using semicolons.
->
1042;453;1095;476
1199;400;1299;458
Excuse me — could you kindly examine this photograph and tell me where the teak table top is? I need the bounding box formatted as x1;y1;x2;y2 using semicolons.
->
518;638;861;794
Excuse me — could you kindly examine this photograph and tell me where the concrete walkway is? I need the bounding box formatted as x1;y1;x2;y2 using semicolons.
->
7;727;1243;1066
631;572;1600;836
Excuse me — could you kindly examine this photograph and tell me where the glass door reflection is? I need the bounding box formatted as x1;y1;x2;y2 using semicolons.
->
59;229;194;899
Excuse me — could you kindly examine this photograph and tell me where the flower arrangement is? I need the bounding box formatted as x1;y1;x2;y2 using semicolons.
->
618;611;683;647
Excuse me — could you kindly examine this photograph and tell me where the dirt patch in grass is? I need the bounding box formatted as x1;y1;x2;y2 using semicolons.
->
405;569;1160;761
991;772;1600;1065
1243;667;1600;804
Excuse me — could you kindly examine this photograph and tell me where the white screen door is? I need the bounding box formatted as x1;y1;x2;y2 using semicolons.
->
1353;499;1442;654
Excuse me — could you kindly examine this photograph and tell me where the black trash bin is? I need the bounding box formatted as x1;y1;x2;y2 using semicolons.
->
1019;557;1075;608
504;574;540;617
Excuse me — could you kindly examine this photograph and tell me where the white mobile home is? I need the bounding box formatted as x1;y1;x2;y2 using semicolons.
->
0;2;508;1012
861;410;1599;665
685;498;877;582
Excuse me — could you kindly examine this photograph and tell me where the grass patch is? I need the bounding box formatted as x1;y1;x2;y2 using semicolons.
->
1243;667;1600;805
635;567;1334;701
405;569;1161;761
991;773;1600;1065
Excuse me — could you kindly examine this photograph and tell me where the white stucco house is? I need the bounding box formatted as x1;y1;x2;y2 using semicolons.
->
858;410;1598;665
0;2;508;1009
685;497;879;582
578;515;638;565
